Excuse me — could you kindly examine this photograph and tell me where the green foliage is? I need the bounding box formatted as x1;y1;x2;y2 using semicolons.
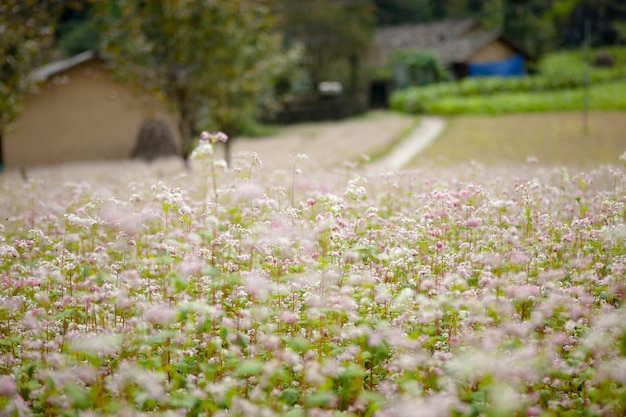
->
391;47;626;115
273;0;375;95
420;81;626;115
0;0;64;140
98;0;293;159
57;15;100;56
389;49;450;87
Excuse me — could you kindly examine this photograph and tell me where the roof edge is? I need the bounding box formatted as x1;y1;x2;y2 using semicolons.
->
30;50;99;82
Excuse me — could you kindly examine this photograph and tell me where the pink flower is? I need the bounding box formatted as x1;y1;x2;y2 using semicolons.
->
180;253;203;277
201;131;229;144
0;375;17;397
464;217;482;228
214;131;228;143
244;271;270;301
281;311;298;325
143;304;177;326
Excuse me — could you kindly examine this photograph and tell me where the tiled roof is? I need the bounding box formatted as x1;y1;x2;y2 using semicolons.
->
375;19;478;51
432;30;501;64
375;19;513;65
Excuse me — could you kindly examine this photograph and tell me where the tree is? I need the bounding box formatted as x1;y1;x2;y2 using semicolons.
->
57;1;101;57
548;0;626;47
273;0;375;99
374;0;434;25
501;0;556;57
0;0;66;171
98;0;289;164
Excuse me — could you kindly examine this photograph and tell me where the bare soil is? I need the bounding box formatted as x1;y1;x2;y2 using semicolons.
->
214;111;417;171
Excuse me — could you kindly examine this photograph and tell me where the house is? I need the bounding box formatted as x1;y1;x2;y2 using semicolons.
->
3;50;181;169
369;19;530;106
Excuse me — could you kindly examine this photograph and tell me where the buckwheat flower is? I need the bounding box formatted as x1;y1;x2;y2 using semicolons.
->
464;217;482;228
200;130;228;144
234;182;264;202
244;271;270;301
213;131;228;143
190;139;214;159
393;287;415;309
180;253;203;277
214;159;228;170
305;294;322;308
367;332;383;348
0;244;18;259
509;250;530;265
70;333;123;356
281;311;299;325
0;375;17;397
3;394;31;417
135;370;167;402
619;151;626;161
143;304;177;326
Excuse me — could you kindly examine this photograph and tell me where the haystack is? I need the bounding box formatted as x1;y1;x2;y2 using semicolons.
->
131;118;179;161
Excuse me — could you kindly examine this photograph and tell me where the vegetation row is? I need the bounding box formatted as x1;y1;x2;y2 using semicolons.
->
391;47;626;115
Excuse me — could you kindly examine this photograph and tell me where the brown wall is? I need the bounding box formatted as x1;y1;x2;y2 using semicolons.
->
469;39;517;64
4;60;181;168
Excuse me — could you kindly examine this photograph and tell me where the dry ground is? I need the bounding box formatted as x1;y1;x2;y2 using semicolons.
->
412;112;626;168
213;111;417;171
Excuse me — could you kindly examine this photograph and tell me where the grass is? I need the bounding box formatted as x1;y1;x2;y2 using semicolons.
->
425;81;626;115
411;111;626;167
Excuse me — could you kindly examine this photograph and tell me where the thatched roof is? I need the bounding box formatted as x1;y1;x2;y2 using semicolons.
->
375;19;528;66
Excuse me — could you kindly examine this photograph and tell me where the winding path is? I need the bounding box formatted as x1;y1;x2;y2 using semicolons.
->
370;116;446;170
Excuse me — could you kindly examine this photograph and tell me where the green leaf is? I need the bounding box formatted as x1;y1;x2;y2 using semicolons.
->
171;275;188;292
620;330;626;357
64;384;92;409
589;240;603;251
282;409;306;417
168;391;198;409
284;337;309;354
280;388;299;406
233;332;249;349
305;391;333;408
234;359;264;378
373;342;390;362
338;363;365;382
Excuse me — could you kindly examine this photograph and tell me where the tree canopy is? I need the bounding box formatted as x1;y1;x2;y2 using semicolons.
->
0;0;66;169
272;0;376;97
374;0;625;53
98;0;291;163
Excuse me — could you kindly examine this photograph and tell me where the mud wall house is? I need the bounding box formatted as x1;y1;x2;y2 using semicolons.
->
369;19;530;106
4;51;181;169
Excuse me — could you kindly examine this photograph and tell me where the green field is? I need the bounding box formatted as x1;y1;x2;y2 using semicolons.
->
412;111;626;167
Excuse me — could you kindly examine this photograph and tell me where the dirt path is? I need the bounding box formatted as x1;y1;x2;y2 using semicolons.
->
370;116;446;170
11;111;432;182
215;111;418;172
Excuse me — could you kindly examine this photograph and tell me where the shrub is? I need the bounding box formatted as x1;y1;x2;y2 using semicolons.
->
426;81;626;115
390;47;626;115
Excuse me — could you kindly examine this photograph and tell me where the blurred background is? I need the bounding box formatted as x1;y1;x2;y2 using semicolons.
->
1;0;625;170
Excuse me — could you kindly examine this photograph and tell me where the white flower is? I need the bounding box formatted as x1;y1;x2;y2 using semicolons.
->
190;140;214;159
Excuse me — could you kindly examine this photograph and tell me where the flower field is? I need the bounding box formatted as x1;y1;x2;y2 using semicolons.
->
1;139;625;417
